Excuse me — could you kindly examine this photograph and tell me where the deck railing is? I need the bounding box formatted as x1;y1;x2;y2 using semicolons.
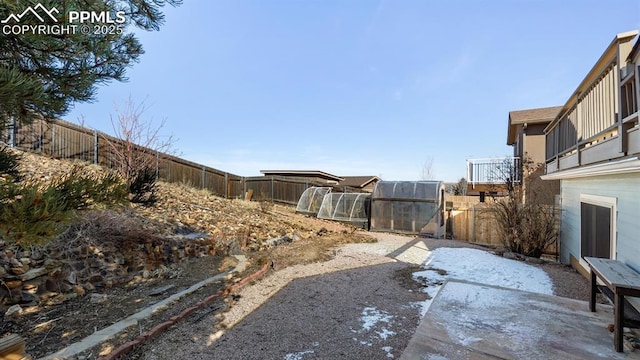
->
466;157;522;187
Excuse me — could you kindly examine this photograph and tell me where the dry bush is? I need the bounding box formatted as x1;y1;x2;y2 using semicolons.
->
492;196;558;257
48;209;226;284
49;210;164;270
259;201;274;213
101;97;176;205
489;156;559;258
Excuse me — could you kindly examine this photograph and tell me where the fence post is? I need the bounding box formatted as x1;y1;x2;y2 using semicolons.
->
51;123;55;156
38;120;43;153
471;205;476;243
243;177;247;200
202;166;206;189
224;172;228;198
271;176;274;202
93;131;98;164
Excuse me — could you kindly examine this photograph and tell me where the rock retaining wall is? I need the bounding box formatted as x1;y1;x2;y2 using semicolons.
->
0;234;220;314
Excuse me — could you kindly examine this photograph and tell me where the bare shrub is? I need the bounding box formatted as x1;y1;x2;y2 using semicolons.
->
259;201;274;213
421;156;435;180
52;209;185;269
492;195;558;257
102;97;176;204
489;156;559;258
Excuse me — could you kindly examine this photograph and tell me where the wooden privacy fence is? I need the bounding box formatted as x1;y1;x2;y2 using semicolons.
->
1;117;361;204
448;204;501;245
446;197;559;256
245;176;323;205
243;176;357;205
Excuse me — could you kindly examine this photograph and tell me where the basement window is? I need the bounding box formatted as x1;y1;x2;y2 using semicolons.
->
580;194;616;262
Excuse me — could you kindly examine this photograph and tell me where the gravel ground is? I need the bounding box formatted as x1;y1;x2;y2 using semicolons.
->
131;234;599;359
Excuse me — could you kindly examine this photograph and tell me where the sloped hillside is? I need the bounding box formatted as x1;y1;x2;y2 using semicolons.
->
1;149;373;358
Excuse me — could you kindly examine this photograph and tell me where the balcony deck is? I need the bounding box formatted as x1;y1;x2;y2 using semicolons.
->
546;113;640;174
466;157;522;187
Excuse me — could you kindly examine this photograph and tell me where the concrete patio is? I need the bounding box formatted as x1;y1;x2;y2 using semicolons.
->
401;280;640;360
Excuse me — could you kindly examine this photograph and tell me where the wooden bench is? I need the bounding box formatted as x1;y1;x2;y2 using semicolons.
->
584;257;640;352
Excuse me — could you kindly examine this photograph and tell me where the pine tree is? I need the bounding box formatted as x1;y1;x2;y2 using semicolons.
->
0;0;181;126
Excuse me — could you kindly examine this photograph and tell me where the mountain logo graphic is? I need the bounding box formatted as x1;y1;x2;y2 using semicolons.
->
1;3;59;24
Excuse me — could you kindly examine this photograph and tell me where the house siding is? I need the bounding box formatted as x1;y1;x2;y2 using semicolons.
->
560;173;640;271
523;133;547;165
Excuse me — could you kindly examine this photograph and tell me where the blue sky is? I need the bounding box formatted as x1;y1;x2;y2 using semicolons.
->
66;0;640;182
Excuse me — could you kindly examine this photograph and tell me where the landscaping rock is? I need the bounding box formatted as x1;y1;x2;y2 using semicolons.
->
90;293;108;304
5;279;22;289
19;267;47;282
73;285;86;296
4;304;22;317
503;252;524;260
44;294;65;306
20;292;36;305
525;256;544;264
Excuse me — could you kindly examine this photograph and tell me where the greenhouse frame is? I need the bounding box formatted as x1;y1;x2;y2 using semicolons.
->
295;186;332;216
369;180;445;237
317;192;371;228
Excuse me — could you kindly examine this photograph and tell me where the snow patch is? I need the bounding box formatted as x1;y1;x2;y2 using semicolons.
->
376;328;396;340
381;346;394;358
283;350;314;360
360;307;393;331
412;247;553;316
352;306;398;349
427;355;451;360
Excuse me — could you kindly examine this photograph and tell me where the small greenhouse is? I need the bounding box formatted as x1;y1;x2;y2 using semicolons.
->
296;187;332;216
317;192;371;228
370;181;445;237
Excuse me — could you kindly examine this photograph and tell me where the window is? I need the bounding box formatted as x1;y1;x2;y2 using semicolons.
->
580;194;616;260
621;79;637;119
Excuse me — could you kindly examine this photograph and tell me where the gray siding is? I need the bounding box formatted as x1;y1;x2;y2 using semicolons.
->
560;174;640;271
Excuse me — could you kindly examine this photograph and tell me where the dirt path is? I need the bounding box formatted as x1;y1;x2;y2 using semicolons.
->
128;234;594;360
133;233;426;360
32;232;595;360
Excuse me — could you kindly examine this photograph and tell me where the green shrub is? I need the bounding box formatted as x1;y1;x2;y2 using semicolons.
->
91;171;129;206
0;182;72;246
52;166;128;209
128;166;157;205
0;146;21;180
0;167;128;247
